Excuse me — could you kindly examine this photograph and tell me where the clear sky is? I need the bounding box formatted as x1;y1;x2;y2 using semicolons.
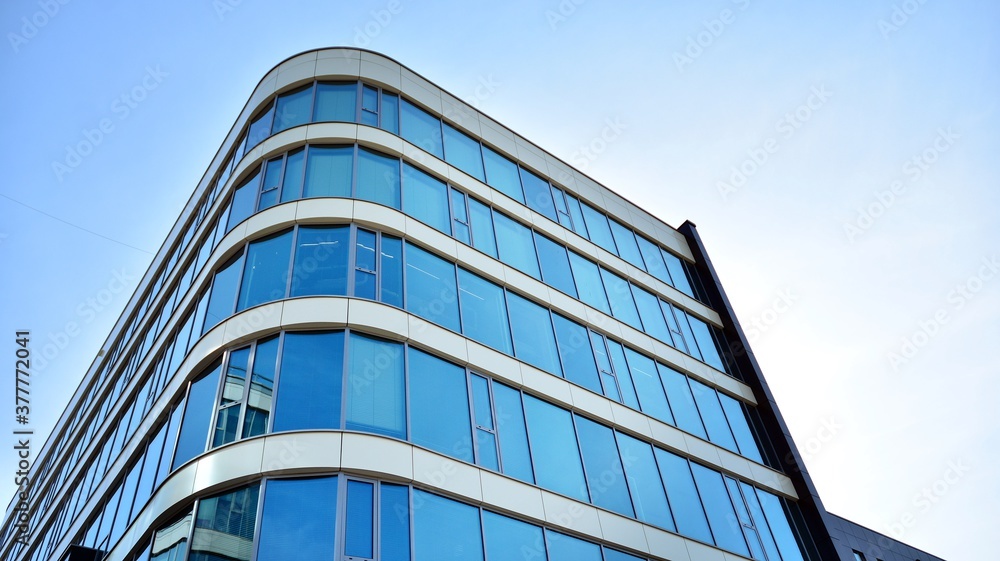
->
1;1;996;559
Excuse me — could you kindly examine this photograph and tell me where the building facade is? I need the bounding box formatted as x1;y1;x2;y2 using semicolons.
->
1;48;945;561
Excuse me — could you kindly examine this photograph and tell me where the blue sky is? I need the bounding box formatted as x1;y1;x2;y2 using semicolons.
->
1;1;996;559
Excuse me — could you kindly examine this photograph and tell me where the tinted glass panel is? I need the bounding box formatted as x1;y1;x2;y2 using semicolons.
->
400;99;444;158
357;148;401;209
493;213;540;279
616;432;674;530
690;378;738;453
237;230;292;311
552;314;601;393
603;548;645;561
568;251;611;315
381;92;399;134
468;198;497;258
658;364;706;439
172;363;221;469
742;482;783;561
608;219;644;268
246;104;274;149
272;85;313;133
635;235;671;285
273;331;344;431
227;171;260;232
493;384;534;484
443;123;485;181
410;347;473;461
150;512;191;561
303;145;353;198
691;463;750;555
279;147;305;203
507;293;560;375
519;166;557;221
600;268;642;330
581;203;616;254
575;416;633;517
257;477;337;560
654;449;712;544
482;146;523;203
314;82;357;122
203;253;244;333
534;233;577;297
345;480;374;558
662;250;694;296
522;395;588;502
756;489;806;561
405;244;460;332
381;484;411;560
244;336;278;438
458;269;513;354
413;490;483;561
631;285;671;343
720;394;763;463
380;235;404;307
190;485;259;561
346;334;405;438
403;163;449;233
354;229;377;300
623;348;672;424
546;530;601;561
290;226;350;297
483;511;544;561
688;316;726;371
361;85;379;126
258;157;284;211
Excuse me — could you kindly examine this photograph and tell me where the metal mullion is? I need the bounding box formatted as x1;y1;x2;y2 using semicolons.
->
355;81;363;123
247;476;267;561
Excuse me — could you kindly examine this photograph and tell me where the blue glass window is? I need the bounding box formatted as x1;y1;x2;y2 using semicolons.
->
203;252;244;333
403;163;450;233
380;235;404;308
552;314;601;393
405;244;460;332
519;166;557;222
214;346;249;447
257;156;284;211
470;375;499;471
522;395;588;502
507;293;561;376
358;148;401;209
483;511;544;561
568;251;611;315
381;92;400;134
726;477;768;560
581;203;617;254
237;229;292;311
608;219;644;269
755;489;806;561
616;432;674;531
675;308;701;360
346;334;405;439
635;235;671;286
354;229;378;300
599;268;642;330
381;483;411;560
719;394;763;463
630;285;671;343
546;530;601;561
290;226;350;297
345;480;375;558
400;99;444;158
150;511;191;561
246;104;274;150
468;198;497;258
273;331;344;431
450;188;471;244
493;213;540;279
688;315;726;371
691;463;750;555
279;147;305;203
690;378;738;453
662;250;694;296
654;449;712;544
272;85;314;133
659;300;687;353
657;364;706;439
172;362;221;470
492;383;533;483
482;145;523;203
534;233;577;297
458;269;513;354
314;82;357;122
443;122;486;181
191;485;259;561
409;347;473;461
227;170;260;232
361;85;379;126
742;482;783;561
603;548;645;561
243;335;277;438
303;145;353;198
574;415;633;517
623;348;672;425
257;477;337;560
413;490;483;561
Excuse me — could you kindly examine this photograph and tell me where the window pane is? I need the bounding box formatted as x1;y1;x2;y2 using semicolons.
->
279;147;305;203
346;334;405;438
274;331;344;431
519;167;557;222
237;230;292;310
568;252;610;315
221;347;250;405
608;219;644;268
690;463;750;555
403;163;449;233
688;315;726;371
742;482;783;561
690;378;738;452
381;92;399;134
654;449;712;544
303;145;353;198
272;85;313;133
258;157;284;211
131;421;168;520
468;198;497;258
674;308;701;360
345;480;374;558
494;213;540;279
471;376;493;430
534;233;577;297
720;394;763;463
493;384;533;484
409;347;473;462
246;104;274;149
150;511;191;561
354;229;378;300
635;235;671;286
109;456;143;545
203;253;244;333
227;170;260;232
603;548;645;561
244;336;278;438
361;85;379;126
658;364;706;439
405;244;460;332
314;82;357;122
381;483;410;561
507;293;560;375
482;145;523;202
458;269;512;354
755;489;806;561
623;348;672;425
257;477;338;561
552;314;601;393
545;530;601;561
662;250;694;296
191;485;260;561
631;285;671;343
581;204;617;254
413;490;483;561
443;123;486;181
483;511;544;561
172;363;221;470
291;226;351;297
380;235;404;307
522;395;588;502
450;188;470;241
565;194;588;238
400;99;443;158
600;270;641;331
358;148;401;209
575;415;633;517
659;300;687;353
616;432;674;530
